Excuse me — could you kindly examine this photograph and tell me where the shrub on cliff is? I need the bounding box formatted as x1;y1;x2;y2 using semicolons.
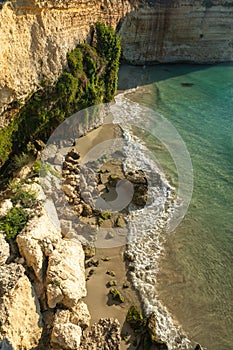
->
0;22;121;170
95;21;121;101
0;207;29;242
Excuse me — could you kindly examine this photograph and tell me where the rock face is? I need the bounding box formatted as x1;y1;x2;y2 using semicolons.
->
0;0;135;124
50;302;91;349
80;318;121;350
0;181;90;349
46;238;86;308
120;0;233;64
0;233;9;266
1;1;233;123
0;264;43;350
51;323;82;350
16;208;62;282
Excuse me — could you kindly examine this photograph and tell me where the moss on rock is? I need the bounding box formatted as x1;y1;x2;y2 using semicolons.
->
126;305;145;331
109;288;124;303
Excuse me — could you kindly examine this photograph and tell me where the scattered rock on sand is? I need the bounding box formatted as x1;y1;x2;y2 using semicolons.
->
85;259;99;268
101;256;111;261
82;242;96;259
106;280;117;288
115;214;126;228
109;288;124;303
106;270;116;277
147;312;168;349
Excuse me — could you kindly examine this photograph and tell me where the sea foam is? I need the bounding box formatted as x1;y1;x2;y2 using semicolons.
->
113;92;193;350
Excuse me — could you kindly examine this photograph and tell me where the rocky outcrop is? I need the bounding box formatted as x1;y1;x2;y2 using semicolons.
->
50;302;90;349
0;264;43;350
46;238;86;308
0;233;9;266
0;175;91;349
0;199;12;218
1;1;233;123
80;318;121;350
120;0;233;64
16;208;62;282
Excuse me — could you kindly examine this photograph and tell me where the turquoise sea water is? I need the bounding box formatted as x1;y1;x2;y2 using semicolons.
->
118;64;233;349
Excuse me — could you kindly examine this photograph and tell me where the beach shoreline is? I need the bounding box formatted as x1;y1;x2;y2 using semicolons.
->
84;246;141;350
75;122;144;348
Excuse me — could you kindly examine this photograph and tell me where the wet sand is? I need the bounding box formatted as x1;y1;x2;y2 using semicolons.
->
76;124;142;349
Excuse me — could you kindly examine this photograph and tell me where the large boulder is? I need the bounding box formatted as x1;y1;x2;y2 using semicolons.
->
0;264;42;350
46;238;86;308
50;301;90;349
16;208;61;281
50;323;82;350
53;301;90;330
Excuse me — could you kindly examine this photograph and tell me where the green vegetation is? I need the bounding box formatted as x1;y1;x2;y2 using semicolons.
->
126;305;146;331
109;288;125;303
0;207;29;242
13;153;32;170
0;22;121;170
0;182;37;242
95;21;121;102
10;183;36;208
97;211;112;226
32;161;60;178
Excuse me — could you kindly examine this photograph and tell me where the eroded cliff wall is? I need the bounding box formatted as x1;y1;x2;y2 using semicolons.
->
0;0;136;125
0;0;233;123
120;0;233;64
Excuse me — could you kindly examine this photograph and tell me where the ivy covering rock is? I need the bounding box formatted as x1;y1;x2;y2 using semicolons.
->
0;22;121;170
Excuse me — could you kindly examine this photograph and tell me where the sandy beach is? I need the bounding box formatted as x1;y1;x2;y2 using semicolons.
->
75;123;143;349
84;246;141;349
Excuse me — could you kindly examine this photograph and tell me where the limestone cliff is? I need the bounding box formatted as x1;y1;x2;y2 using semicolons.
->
0;0;136;125
0;0;232;124
120;0;233;64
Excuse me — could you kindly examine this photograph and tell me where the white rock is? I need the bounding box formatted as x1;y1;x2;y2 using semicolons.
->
46;239;86;308
0;233;10;266
0;199;12;218
51;323;82;350
70;301;91;329
54;301;90;329
16;209;62;281
0;267;42;350
22;182;46;201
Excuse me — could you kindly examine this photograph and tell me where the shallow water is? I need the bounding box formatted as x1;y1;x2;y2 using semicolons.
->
118;63;233;350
